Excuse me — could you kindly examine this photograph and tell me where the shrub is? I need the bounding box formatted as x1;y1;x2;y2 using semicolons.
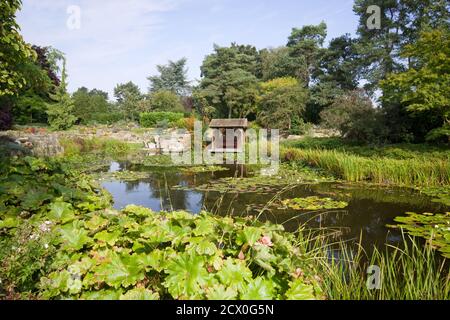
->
46;94;77;131
0;98;13;130
320;90;386;143
140;112;184;128
149;90;184;113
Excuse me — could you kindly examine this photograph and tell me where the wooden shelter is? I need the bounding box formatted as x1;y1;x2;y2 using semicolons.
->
209;119;248;153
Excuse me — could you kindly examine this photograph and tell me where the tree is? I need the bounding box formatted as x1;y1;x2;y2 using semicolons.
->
320;90;385;142
353;0;449;93
0;0;35;97
46;55;76;130
259;47;298;81
257;77;308;132
318;34;360;91
287;22;327;86
381;28;450;142
114;82;142;104
72;87;111;124
196;43;260;118
12;47;55;124
148;58;191;96
149;90;184;113
114;82;143;121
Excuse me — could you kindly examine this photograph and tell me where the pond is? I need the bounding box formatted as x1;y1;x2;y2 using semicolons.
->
101;161;446;251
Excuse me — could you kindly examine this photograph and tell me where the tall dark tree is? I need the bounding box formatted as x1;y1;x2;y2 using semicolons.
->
287;22;327;87
147;58;191;96
196;43;260;118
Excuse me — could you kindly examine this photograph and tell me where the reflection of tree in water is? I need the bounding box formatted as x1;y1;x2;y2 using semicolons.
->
124;180;141;192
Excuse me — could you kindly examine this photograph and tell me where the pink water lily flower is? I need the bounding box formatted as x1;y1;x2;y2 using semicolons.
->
258;235;273;247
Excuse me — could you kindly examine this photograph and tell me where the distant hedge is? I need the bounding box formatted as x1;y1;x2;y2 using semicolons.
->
140;112;184;128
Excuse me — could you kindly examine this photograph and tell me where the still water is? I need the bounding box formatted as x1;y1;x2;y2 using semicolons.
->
102;161;445;250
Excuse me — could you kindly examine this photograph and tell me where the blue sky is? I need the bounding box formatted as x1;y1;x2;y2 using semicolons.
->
17;0;359;99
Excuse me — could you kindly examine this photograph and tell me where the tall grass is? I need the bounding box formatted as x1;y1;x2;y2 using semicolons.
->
303;232;450;300
282;147;450;186
60;137;140;157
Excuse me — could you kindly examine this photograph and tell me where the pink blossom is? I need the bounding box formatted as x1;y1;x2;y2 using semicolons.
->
258;235;273;247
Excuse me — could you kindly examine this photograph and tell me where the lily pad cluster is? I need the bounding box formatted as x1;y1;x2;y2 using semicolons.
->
180;166;230;174
94;170;152;182
280;196;349;211
388;212;450;258
175;165;334;194
416;186;450;207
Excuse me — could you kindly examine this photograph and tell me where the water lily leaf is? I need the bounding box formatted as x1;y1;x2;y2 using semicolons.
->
59;221;91;251
216;258;252;292
47;200;75;223
163;252;210;299
285;279;316;300
240;277;274;300
120;288;159;300
94;252;145;288
281;196;348;211
206;284;237;300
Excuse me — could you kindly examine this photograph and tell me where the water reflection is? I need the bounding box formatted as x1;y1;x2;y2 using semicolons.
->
102;162;446;251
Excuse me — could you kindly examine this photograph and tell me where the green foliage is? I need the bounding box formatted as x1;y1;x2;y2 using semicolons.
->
46;93;77;131
259;47;299;81
314;235;450;300
72;87;113;124
147;58;190;96
139;112;184;128
196;43;260;118
287;22;327;85
114;82;143;121
257;77;308;132
281;147;450;186
0;0;36;97
59;137;136;157
389;212;450;258
281;196;348;211
320;90;386;142
13;93;49;124
381;28;450;141
36;206;322;300
0;157;111;296
149;90;184;113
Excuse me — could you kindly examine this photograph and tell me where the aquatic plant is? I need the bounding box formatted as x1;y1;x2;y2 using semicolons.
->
311;234;450;300
388;212;450;258
280;196;348;211
282;147;450;186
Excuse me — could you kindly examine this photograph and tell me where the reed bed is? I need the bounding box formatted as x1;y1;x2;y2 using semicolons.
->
303;232;450;300
282;147;450;186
